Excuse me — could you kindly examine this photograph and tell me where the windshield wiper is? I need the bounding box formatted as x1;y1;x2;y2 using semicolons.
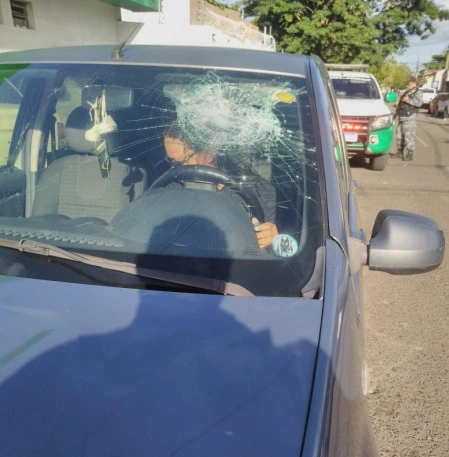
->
0;238;253;297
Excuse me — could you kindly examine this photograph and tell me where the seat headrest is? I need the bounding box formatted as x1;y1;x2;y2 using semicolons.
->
65;107;96;153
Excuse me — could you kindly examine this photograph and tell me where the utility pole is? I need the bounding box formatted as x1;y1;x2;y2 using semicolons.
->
444;52;449;92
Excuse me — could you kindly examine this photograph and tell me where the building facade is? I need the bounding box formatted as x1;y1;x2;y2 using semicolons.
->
0;0;275;53
421;68;449;92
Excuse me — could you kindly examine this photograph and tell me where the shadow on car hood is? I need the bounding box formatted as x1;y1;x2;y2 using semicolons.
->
0;275;323;457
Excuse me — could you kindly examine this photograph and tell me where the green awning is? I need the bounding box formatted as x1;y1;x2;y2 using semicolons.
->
98;0;159;12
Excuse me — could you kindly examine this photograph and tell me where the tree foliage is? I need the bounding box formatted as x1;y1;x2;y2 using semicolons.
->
423;46;449;69
205;0;239;11
240;0;449;65
371;59;412;88
369;0;449;57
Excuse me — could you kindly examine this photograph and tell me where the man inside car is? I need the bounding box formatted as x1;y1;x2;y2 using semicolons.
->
163;124;279;249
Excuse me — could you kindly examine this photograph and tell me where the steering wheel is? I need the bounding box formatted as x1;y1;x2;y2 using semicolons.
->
149;165;265;223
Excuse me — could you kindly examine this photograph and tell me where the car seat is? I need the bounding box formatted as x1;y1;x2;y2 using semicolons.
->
32;107;147;223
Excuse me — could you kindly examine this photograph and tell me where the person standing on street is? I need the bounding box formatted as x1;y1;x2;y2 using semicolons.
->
391;76;423;161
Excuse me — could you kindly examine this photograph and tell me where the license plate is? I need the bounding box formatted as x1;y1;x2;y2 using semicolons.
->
344;133;358;143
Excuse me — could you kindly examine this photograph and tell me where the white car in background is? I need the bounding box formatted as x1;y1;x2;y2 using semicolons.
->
420;87;438;110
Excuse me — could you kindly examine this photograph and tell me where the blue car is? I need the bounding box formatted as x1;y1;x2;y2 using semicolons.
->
0;45;444;457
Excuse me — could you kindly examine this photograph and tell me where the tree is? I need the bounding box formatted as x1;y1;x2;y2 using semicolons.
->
241;0;378;63
240;0;449;64
205;0;239;11
371;59;412;88
368;0;449;57
423;45;449;69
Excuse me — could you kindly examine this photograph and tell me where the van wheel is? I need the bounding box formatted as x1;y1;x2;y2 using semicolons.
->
370;154;388;171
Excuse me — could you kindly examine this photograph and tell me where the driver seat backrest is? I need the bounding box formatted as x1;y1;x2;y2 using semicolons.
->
32;107;147;223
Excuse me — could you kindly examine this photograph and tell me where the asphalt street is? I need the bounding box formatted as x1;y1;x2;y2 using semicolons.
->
352;110;449;457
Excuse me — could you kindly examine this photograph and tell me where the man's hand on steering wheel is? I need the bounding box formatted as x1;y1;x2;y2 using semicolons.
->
252;217;279;249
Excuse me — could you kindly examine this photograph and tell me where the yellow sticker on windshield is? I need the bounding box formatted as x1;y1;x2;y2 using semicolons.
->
276;91;296;103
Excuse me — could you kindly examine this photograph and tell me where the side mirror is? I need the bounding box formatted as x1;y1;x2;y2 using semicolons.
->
385;92;397;103
368;209;445;274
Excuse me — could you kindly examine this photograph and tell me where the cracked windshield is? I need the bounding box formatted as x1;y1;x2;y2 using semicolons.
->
0;63;322;296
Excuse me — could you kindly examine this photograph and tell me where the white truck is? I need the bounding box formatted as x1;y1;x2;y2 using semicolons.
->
327;64;397;171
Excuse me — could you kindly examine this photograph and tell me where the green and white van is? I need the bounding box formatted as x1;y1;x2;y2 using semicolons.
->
328;65;397;171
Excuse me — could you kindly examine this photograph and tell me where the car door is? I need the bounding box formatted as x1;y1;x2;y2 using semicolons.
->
0;66;58;217
326;64;376;457
300;59;376;457
0;66;28;217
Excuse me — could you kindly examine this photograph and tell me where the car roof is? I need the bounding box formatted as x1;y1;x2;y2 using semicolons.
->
0;45;311;77
328;70;375;80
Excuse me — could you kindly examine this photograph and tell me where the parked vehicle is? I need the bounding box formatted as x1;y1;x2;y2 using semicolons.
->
327;64;397;171
429;92;448;116
420;87;438;110
0;45;444;457
436;93;449;118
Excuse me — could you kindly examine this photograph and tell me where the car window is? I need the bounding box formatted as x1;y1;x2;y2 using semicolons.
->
330;77;380;99
0;65;28;166
0;62;324;297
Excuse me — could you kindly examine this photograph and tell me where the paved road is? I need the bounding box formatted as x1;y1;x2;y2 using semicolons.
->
352;111;449;457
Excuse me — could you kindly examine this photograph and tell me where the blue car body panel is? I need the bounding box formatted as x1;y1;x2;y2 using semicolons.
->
0;275;322;457
0;43;428;457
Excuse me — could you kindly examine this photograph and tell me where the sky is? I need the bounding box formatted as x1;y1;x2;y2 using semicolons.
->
395;0;449;69
220;0;449;69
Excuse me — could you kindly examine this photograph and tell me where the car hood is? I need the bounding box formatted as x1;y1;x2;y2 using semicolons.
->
0;275;323;457
336;98;391;117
